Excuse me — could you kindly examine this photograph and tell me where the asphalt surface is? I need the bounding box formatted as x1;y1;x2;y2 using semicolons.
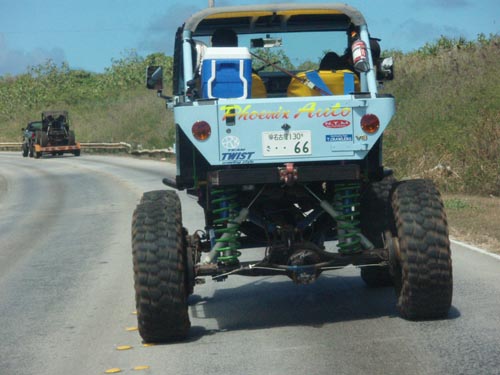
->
1;151;500;375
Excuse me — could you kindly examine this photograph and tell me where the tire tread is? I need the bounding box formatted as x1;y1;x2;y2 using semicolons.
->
392;179;453;320
132;190;190;342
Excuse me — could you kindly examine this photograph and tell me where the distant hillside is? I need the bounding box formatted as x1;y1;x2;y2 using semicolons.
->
1;36;498;195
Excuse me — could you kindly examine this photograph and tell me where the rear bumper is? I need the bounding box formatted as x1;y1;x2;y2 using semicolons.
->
34;142;81;153
208;164;360;186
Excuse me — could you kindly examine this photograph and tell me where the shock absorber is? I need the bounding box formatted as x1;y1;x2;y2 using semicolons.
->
334;183;361;254
210;187;241;265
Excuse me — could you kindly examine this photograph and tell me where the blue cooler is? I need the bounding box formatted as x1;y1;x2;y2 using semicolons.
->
201;47;252;99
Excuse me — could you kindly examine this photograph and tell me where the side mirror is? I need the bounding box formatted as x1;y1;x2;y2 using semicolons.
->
376;57;394;81
146;66;163;90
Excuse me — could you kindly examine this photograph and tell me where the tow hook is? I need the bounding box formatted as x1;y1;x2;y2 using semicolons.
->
279;163;298;185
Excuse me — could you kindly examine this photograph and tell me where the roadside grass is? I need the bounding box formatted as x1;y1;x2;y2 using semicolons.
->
443;194;500;254
383;39;500;196
0;88;174;149
70;88;174;149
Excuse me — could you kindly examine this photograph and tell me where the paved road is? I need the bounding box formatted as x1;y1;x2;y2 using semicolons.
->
1;152;500;375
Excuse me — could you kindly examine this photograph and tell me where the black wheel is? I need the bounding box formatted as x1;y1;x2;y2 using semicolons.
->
22;143;29;157
35;131;42;145
68;131;76;145
359;174;396;287
35;151;42;159
40;133;49;147
141;194;195;297
391;179;452;320
29;144;34;157
73;149;81;156
132;190;190;342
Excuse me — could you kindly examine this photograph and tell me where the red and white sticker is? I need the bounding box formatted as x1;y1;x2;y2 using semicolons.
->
323;119;350;129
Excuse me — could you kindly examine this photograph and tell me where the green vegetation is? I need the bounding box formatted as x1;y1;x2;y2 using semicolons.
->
444;197;472;210
382;34;500;195
1;35;498;195
0;51;173;149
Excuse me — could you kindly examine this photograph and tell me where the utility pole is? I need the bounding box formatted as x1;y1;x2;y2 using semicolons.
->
208;0;215;7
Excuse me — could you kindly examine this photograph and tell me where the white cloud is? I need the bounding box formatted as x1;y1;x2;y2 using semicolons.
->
138;0;290;55
0;34;66;76
386;19;465;52
139;5;200;55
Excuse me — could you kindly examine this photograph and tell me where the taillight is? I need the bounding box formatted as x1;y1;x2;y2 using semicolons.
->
192;121;211;141
360;114;380;134
31;133;36;139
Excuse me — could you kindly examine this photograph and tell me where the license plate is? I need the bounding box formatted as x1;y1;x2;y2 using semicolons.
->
262;130;312;157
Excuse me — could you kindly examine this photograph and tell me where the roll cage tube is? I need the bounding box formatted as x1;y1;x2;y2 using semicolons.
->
359;25;378;96
182;28;195;99
178;17;378;98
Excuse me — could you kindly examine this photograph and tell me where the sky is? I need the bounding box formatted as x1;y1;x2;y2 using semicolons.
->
0;0;498;76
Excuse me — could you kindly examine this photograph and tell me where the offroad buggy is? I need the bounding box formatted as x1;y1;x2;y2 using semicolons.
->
33;111;81;158
133;3;452;342
22;120;42;157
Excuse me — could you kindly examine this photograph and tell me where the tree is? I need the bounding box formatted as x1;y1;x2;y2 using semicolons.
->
251;48;295;72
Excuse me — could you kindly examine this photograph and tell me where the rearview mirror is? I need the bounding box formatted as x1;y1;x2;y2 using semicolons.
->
146;66;163;90
251;37;282;48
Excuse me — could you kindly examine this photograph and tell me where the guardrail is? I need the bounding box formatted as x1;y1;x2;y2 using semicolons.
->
0;142;175;156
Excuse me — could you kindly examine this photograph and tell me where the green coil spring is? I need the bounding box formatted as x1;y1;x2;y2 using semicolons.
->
334;183;361;254
211;187;241;265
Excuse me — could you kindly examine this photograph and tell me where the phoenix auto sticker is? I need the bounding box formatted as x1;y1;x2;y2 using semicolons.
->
220;102;351;122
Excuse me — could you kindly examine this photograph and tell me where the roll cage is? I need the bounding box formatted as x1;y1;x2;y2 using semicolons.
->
172;3;378;98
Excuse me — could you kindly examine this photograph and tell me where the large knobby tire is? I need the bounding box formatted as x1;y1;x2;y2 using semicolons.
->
132;190;190;342
22;143;29;157
391;179;452;320
359;174;396;287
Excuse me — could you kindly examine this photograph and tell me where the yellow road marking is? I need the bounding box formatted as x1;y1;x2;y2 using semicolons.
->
116;345;133;351
105;368;122;373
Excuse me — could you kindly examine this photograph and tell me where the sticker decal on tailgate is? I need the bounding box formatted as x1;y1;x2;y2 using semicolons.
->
220;102;351;122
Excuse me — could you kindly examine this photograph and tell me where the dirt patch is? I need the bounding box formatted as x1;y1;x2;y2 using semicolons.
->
443;194;500;254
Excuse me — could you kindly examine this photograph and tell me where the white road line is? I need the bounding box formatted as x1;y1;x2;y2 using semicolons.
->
451;239;500;261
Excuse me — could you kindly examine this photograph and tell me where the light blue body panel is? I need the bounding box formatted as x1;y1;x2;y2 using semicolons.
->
174;94;395;166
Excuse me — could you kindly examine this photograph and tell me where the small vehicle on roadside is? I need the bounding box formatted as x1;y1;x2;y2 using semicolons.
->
31;111;81;158
21;121;42;157
134;3;453;342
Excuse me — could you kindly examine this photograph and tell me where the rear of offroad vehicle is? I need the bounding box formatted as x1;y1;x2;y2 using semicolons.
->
133;3;452;343
33;111;81;158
